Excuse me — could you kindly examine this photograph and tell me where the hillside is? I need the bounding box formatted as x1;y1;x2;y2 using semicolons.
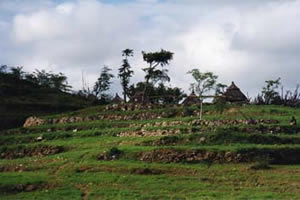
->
0;74;95;130
1;104;300;199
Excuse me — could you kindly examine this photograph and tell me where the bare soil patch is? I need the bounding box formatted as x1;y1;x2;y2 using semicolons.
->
0;182;51;194
0;145;65;159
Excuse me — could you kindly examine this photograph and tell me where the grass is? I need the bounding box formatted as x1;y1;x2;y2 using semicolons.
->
1;104;300;199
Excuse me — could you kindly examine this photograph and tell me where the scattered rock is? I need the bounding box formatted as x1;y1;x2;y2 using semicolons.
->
35;136;43;142
199;137;206;143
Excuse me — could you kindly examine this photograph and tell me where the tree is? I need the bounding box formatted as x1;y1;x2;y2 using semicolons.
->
93;66;114;102
26;69;72;92
262;78;281;104
141;49;174;102
215;83;227;96
10;66;25;80
155;83;186;104
31;69;51;86
49;72;72;92
128;81;185;104
187;69;218;99
118;49;134;102
0;65;7;74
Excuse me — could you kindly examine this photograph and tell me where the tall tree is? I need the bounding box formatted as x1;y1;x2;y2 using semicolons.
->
93;66;114;101
262;78;281;104
187;69;218;99
141;49;174;102
118;49;134;102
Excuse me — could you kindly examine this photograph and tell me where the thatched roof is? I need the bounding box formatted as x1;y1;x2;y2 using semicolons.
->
111;93;123;104
131;91;150;104
222;82;248;103
182;91;201;105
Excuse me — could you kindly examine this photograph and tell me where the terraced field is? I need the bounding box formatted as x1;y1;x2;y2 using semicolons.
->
1;104;300;199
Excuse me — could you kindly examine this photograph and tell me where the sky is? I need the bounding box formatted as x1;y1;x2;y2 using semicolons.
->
1;0;300;98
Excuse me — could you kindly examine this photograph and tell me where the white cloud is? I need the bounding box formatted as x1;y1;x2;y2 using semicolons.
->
0;0;299;97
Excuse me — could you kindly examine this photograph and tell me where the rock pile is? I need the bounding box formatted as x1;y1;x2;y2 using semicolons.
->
23;117;46;127
23;112;165;128
130;119;280;129
138;149;245;163
118;129;182;137
137;148;300;164
104;103;173;112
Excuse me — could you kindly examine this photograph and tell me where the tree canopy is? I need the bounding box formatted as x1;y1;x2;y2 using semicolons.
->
93;66;114;103
187;69;218;98
118;49;134;102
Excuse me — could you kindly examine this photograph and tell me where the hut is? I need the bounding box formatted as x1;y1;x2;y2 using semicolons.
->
111;93;124;104
222;82;248;103
130;92;150;104
182;91;201;106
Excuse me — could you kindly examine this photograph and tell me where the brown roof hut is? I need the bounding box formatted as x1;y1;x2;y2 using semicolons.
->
182;91;201;106
222;82;248;103
130;92;150;104
111;93;124;104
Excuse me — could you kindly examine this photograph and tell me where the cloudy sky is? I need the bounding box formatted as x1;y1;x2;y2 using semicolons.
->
1;0;300;98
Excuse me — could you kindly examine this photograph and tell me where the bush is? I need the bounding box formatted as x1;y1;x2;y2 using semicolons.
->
107;147;123;158
249;156;272;170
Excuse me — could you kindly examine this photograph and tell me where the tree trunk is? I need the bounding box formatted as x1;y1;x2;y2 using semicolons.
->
142;79;149;104
123;90;127;103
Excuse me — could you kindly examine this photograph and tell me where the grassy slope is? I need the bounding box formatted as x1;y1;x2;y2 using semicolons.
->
1;105;300;199
0;76;94;130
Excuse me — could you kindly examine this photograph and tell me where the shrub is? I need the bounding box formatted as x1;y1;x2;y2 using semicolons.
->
249;156;272;170
107;147;123;158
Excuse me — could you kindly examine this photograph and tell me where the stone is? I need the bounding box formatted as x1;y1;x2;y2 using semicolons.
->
199;137;206;143
162;121;168;127
36;136;43;142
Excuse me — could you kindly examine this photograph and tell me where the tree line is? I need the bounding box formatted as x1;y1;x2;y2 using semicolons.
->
81;48;226;104
2;48;300;106
0;65;71;93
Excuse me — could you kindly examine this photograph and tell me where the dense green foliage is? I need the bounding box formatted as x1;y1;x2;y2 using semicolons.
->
0;67;95;130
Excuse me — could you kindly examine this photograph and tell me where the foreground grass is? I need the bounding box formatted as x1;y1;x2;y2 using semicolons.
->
1;105;300;199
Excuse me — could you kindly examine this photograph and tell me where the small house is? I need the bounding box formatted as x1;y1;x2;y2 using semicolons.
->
222;82;248;103
130;91;150;104
182;91;201;106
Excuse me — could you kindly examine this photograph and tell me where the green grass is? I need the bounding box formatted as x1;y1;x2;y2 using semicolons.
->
1;104;300;199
